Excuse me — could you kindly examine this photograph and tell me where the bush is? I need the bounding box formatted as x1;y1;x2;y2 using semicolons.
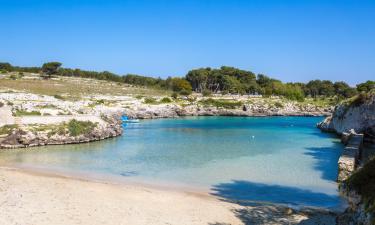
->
160;97;172;103
96;99;105;104
350;92;371;107
179;89;192;96
9;74;17;80
144;97;157;104
202;89;212;97
0;102;4;108
0;124;18;135
274;102;284;108
346;158;375;214
199;98;242;109
14;110;41;116
67;119;97;136
54;94;64;100
171;92;178;99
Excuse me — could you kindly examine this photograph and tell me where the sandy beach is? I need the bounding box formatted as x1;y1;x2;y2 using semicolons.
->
0;167;243;225
0;167;338;225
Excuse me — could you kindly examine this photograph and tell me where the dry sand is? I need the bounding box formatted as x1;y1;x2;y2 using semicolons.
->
0;167;337;225
0;167;242;225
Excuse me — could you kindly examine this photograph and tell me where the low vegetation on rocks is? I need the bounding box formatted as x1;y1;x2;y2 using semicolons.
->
13;110;41;116
0;125;18;135
67;119;97;136
199;98;242;109
346;157;375;216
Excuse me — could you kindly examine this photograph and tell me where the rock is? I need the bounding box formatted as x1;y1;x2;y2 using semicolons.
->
0;114;123;149
318;94;375;134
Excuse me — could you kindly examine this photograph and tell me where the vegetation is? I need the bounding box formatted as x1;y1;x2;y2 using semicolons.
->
144;97;157;104
346;157;375;215
160;97;172;103
349;92;372;107
357;81;375;93
41;62;62;78
1;62;373;102
14;110;41;116
67;119;97;136
0;124;18;135
199;98;242;109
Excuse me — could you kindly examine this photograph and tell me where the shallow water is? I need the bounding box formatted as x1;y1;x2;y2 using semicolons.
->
0;116;345;208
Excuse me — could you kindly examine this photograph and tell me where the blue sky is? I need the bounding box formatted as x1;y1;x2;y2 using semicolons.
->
1;0;374;84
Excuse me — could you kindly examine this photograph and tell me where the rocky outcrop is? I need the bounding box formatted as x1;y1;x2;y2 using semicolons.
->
318;94;375;224
124;103;331;119
318;94;375;135
0;115;122;149
337;190;372;225
337;131;363;182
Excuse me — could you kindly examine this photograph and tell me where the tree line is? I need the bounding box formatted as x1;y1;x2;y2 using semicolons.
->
1;62;374;100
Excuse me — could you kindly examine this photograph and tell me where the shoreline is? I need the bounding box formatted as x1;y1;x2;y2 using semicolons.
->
0;166;243;225
0;166;338;225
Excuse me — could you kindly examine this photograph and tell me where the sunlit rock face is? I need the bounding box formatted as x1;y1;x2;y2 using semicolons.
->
318;94;375;135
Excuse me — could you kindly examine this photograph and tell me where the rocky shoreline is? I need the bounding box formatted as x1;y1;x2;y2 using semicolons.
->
0;115;123;149
124;102;332;119
318;93;375;224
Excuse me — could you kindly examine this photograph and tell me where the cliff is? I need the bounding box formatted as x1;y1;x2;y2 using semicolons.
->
318;93;375;137
318;93;375;224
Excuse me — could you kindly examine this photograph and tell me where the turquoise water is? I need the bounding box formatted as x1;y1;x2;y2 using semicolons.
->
0;116;345;208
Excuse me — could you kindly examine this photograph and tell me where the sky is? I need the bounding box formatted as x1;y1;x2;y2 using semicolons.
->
0;0;374;85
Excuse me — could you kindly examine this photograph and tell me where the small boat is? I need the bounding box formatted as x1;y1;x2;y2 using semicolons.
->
122;116;140;123
124;119;140;123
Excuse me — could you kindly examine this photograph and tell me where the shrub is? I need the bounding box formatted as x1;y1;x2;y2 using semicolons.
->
274;102;284;108
171;92;178;99
96;99;105;104
144;97;157;104
54;94;64;100
202;89;212;97
0;124;18;135
67;119;97;136
179;89;192;96
199;98;242;109
350;92;371;107
9;74;17;80
14;110;41;116
0;102;4;107
346;158;375;214
160;97;172;103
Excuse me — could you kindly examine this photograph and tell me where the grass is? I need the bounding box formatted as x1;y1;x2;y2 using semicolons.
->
0;75;171;99
274;101;284;108
346;157;375;216
144;97;157;104
199;98;242;109
14;110;41;116
67;119;97;136
159;97;172;103
0;124;18;135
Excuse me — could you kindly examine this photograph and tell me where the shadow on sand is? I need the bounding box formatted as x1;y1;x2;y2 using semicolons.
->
209;180;341;225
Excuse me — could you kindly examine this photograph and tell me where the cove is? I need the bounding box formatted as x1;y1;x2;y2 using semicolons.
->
0;116;345;209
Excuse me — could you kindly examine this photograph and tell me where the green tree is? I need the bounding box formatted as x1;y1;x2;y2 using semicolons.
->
357;81;375;92
170;77;192;94
334;81;357;98
42;62;62;78
0;62;13;72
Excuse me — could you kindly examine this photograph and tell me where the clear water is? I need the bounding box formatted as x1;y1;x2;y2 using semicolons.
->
0;116;345;208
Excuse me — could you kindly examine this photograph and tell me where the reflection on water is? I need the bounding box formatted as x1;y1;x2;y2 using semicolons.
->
0;116;344;208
